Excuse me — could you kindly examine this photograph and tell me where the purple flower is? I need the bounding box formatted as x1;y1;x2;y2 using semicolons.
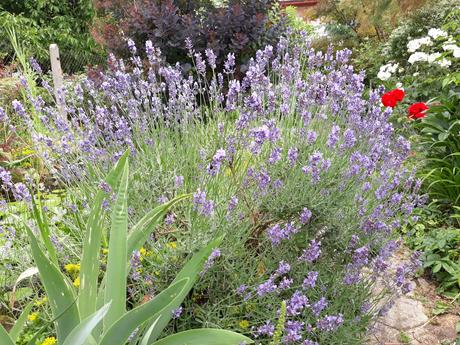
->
195;52;206;74
306;130;317;144
287;147;299;166
200;248;221;276
171;306;183;319
255;321;275;337
127;39;137;55
327;124;340;148
342;128;356;148
275;260;291;276
302;340;319;345
227;196;238;213
300;208;312;224
174;175;184;188
278;277;293;290
311;297;328;317
283;320;304;343
98;181;112;194
224;53;236;73
316;314;344;332
298;240;321;263
287;290;309;316
268;147;282;164
302;271;319;289
13;183;31;202
205;49;217;69
29;57;42;74
257;277;277;297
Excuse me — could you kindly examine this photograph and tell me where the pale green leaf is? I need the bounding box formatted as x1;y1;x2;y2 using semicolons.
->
103;159;130;330
0;324;15;345
62;302;111;345
24;225;80;342
150;329;254;345
79;150;129;319
9;300;34;342
99;278;189;345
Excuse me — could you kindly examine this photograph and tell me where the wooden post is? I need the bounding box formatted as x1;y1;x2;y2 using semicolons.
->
49;44;65;113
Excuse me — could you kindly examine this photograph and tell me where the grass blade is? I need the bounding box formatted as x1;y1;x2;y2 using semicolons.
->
62;302;111;345
24;225;80;342
9;300;34;342
79;150;129;319
99;278;189;345
103;159;130;330
149;329;254;345
1;324;15;345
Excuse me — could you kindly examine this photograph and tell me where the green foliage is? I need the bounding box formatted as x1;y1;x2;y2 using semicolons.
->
0;0;105;73
418;90;460;209
2;154;251;345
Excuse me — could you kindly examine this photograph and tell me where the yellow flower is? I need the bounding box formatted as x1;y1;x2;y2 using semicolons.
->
239;320;250;329
64;263;80;274
35;296;48;306
154;271;160;276
73;276;80;288
21;148;35;156
140;247;147;256
28;312;39;322
40;336;57;345
166;242;177;249
102;248;109;255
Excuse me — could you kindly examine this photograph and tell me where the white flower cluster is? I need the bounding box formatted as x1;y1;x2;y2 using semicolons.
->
377;63;399;81
406;27;458;68
407;36;433;53
408;52;451;67
428;28;448;39
443;42;460;58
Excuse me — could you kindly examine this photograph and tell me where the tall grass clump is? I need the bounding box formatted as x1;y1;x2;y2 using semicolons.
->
2;34;424;344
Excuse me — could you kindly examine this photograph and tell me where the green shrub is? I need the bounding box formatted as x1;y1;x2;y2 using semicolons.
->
0;0;105;74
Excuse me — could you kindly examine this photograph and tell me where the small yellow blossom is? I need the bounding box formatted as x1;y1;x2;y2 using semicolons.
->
64;263;80;274
239;320;250;329
21;148;35;156
35;296;48;306
40;336;57;345
166;242;177;249
73;276;80;288
140;247;147;256
154;271;160;276
102;248;109;255
28;312;39;322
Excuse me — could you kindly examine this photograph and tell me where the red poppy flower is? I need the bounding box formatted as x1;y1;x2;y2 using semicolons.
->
408;102;429;119
381;88;405;108
391;88;405;102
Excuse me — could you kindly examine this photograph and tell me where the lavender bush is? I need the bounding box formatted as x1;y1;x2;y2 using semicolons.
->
1;34;424;344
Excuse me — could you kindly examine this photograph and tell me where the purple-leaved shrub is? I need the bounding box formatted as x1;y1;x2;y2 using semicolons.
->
1;33;424;344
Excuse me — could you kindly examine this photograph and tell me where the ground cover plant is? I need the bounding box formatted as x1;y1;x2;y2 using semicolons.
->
1;33;425;344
